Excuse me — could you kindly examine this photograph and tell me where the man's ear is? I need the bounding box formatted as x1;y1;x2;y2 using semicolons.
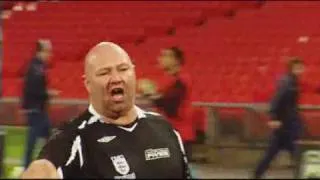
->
83;74;91;93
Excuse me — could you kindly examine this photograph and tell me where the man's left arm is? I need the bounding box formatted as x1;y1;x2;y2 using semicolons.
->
173;130;192;179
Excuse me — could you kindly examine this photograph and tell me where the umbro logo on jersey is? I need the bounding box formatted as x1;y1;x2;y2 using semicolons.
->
145;148;170;161
97;136;116;143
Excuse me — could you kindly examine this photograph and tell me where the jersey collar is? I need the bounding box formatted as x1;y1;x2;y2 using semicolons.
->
88;104;147;124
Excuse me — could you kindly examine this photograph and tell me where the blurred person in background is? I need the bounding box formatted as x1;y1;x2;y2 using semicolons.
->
138;47;195;161
253;57;320;178
21;39;60;169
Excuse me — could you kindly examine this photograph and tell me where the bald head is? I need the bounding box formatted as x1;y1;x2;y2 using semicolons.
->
85;42;132;77
83;42;137;119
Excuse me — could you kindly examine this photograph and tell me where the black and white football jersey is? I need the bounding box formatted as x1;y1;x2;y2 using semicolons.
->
37;105;191;179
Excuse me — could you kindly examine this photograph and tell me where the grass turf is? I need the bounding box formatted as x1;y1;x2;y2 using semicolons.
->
1;126;44;178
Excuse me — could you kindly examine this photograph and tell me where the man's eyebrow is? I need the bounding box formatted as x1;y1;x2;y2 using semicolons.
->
117;63;132;67
95;63;132;72
96;66;111;72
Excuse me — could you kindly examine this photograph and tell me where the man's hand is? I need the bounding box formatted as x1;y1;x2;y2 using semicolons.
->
267;120;282;129
20;159;60;179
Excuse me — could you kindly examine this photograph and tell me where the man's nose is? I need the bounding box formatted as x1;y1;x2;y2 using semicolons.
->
109;71;122;84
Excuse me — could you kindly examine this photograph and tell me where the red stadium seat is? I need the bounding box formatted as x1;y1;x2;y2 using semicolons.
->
3;1;320;103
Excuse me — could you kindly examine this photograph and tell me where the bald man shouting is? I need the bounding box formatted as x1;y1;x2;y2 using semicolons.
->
21;42;191;179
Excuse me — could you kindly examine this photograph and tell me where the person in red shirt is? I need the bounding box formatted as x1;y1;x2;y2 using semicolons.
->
139;47;195;160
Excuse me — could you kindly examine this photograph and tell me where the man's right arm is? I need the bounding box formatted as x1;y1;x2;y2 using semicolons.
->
21;127;81;179
21;159;60;179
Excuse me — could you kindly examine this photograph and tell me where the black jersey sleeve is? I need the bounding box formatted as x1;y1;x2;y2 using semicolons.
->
37;125;83;178
173;130;192;179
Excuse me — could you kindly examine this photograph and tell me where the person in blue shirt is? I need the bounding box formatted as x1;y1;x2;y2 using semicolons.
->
21;39;60;169
253;58;306;178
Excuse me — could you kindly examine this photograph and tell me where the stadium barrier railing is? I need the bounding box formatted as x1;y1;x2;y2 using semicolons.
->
1;97;320;148
1;97;320;172
192;102;320;148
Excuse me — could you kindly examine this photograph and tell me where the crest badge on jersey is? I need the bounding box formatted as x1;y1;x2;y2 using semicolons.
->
110;155;130;175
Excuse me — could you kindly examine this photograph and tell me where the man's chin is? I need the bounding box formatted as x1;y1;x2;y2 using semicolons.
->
110;102;130;114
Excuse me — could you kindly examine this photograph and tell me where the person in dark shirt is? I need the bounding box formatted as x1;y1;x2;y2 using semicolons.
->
21;39;59;169
253;58;306;178
20;42;191;179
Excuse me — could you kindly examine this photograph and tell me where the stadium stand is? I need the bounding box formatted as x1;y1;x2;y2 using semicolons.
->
2;1;320;137
1;1;262;99
3;1;320;103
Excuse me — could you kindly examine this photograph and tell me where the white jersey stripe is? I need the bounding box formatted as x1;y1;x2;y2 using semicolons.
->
78;120;87;129
174;130;192;179
173;130;186;155
65;135;84;168
57;167;64;179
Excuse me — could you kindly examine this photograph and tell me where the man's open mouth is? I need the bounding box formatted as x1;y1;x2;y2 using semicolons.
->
110;87;125;102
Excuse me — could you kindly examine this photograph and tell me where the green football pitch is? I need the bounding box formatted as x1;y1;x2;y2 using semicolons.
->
1;126;45;178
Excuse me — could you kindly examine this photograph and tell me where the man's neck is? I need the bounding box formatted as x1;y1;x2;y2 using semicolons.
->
112;107;137;126
167;65;180;76
91;103;138;126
